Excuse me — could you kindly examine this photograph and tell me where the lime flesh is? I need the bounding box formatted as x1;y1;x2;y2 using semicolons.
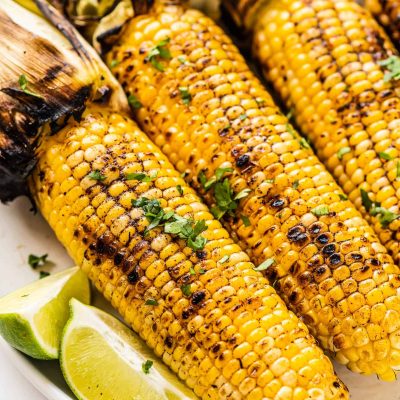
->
0;267;90;359
61;299;196;400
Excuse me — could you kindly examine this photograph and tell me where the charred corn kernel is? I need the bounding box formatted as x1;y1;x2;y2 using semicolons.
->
366;0;400;44
228;0;400;263
105;0;400;378
30;106;346;399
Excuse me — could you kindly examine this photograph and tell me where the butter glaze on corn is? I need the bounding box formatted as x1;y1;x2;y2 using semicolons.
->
233;0;400;263
104;0;400;379
367;0;400;44
30;106;347;400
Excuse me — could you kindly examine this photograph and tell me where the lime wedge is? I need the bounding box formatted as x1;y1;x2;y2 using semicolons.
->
0;267;90;359
61;299;196;400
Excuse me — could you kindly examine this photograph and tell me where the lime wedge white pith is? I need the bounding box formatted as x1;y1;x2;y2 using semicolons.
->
61;299;197;400
0;267;90;359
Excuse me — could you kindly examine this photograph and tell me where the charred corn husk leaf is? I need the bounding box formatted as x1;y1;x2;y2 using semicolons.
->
58;0;400;378
224;0;400;265
0;0;126;202
3;1;348;398
366;0;400;44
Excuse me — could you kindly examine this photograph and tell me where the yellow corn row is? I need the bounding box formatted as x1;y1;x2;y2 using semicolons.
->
224;0;400;264
366;0;400;43
100;0;400;378
30;105;348;400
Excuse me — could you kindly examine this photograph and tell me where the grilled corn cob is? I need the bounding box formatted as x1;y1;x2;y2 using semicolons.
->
1;1;349;398
224;0;400;264
50;0;400;378
366;0;400;43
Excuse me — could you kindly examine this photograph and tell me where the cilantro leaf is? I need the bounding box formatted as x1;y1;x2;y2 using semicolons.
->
378;151;393;160
145;38;171;71
128;94;142;109
311;205;329;216
126;172;157;182
176;185;183;195
88;170;106;182
254;258;275;272
337;147;351;160
18;74;42;98
292;180;299;190
360;189;373;211
145;299;158;306
241;214;251;227
379;56;400;82
39;271;50;279
179;87;192;105
339;194;348;201
181;284;192;297
142;360;153;374
28;254;48;269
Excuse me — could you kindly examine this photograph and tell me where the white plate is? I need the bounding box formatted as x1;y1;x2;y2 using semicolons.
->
1;191;399;400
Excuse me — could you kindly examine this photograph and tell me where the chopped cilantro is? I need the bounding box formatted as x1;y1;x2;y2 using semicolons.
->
18;74;42;98
339;193;348;201
360;189;373;211
145;38;171;72
189;266;196;275
292;180;299;190
125;172;157;182
145;298;158;306
178;56;187;64
360;189;399;227
239;113;248;121
128;94;142;109
311;205;329;216
179;87;192;105
176;185;183;195
397;161;400;181
28;254;48;269
379;56;400;82
181;284;192;297
337;147;351;160
110;59;120;68
198;268;206;274
39;271;50;279
142;360;153;374
133;198;208;250
241;214;251;227
254;258;275;272
88;170;106;182
378;151;393;160
299;137;311;149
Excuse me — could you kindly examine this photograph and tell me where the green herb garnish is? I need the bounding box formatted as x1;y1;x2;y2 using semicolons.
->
128;94;142;109
254;258;275;272
337;147;351;160
379;56;400;82
189;266;196;275
28;254;48;269
378;151;393;160
339;194;348;201
178;56;187;64
299;137;311;149
181;284;192;297
176;185;183;195
145;38;171;72
88;170;106;182
179;87;192;105
239;113;248;121
39;271;50;279
110;59;120;68
18;74;42;98
142;360;153;374
145;299;158;306
311;205;329;216
125;172;157;182
199;268;206;274
360;189;399;227
241;215;251;227
292;180;299;190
